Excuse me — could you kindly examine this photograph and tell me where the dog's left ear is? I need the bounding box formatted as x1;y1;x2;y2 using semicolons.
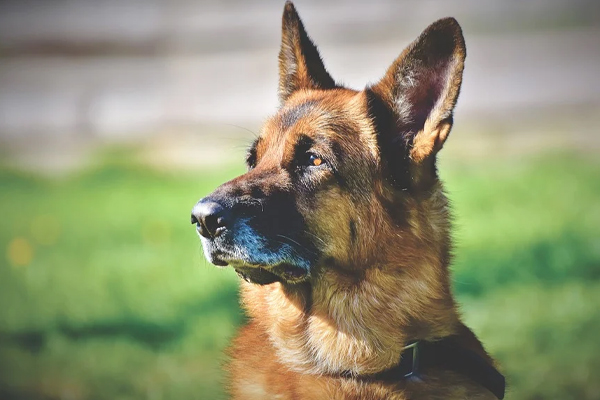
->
371;18;466;164
278;1;336;104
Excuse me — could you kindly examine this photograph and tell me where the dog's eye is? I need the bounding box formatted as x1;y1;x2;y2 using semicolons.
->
307;153;324;167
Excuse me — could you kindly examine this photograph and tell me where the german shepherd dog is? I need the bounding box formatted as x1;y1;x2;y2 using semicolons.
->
191;2;505;399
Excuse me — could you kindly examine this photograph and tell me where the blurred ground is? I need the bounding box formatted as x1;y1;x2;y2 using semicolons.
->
1;1;600;400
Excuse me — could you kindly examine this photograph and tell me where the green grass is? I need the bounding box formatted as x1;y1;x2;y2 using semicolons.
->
0;151;599;399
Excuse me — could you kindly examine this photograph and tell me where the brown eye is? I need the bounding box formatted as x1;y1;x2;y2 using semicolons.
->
308;154;323;167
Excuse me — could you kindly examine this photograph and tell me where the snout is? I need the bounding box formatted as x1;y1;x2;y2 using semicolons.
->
190;176;318;285
191;199;230;238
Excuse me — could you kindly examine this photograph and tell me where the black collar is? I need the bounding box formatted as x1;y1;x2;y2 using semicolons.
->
349;336;505;399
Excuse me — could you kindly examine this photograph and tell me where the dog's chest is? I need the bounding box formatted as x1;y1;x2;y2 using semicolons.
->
228;322;496;400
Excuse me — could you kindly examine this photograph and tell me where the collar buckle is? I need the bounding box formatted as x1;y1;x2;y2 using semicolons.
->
402;341;420;378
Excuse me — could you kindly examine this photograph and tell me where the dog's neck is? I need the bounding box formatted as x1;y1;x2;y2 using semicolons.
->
240;185;465;375
241;265;460;376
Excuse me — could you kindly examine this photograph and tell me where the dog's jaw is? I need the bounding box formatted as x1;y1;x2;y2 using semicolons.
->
235;263;310;285
198;218;314;285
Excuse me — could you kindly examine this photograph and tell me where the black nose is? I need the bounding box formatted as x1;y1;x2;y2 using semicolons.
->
191;200;228;238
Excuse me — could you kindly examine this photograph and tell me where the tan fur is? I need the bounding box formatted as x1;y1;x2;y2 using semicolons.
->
201;3;501;399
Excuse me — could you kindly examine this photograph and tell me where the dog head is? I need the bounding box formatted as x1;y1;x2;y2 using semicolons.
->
192;2;465;286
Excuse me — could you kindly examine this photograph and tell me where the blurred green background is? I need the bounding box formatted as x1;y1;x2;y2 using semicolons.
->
1;148;599;399
1;0;600;399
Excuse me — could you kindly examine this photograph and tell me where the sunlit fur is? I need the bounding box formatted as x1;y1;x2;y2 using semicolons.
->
204;3;501;399
228;91;498;399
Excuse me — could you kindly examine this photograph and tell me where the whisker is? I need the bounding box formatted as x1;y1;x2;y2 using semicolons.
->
302;230;327;246
222;123;259;139
274;235;318;257
276;234;305;249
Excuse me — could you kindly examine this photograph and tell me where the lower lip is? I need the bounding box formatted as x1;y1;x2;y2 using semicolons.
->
212;257;228;267
208;252;229;266
207;254;308;281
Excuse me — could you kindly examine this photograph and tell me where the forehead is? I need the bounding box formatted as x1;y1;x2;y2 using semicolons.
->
257;89;365;152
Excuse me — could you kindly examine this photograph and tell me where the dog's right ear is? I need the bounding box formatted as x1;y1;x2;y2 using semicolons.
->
278;1;336;104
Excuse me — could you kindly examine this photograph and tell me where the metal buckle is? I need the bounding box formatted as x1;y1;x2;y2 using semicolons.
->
402;341;420;378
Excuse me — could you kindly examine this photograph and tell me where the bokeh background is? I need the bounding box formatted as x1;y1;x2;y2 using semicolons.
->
1;0;599;399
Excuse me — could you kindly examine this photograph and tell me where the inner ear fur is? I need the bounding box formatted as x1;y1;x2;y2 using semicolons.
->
278;1;337;104
370;17;466;164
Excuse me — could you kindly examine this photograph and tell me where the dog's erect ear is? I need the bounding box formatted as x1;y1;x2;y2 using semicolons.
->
278;1;336;104
371;18;466;164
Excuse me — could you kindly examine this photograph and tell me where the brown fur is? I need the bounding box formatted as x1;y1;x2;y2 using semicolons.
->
196;2;501;399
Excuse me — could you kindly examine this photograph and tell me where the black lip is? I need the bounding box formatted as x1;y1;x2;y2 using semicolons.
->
235;267;280;285
205;247;231;267
234;263;310;285
212;257;228;267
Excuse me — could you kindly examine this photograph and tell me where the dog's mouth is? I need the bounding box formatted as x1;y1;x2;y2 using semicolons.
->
197;218;315;285
233;263;310;285
203;233;314;285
